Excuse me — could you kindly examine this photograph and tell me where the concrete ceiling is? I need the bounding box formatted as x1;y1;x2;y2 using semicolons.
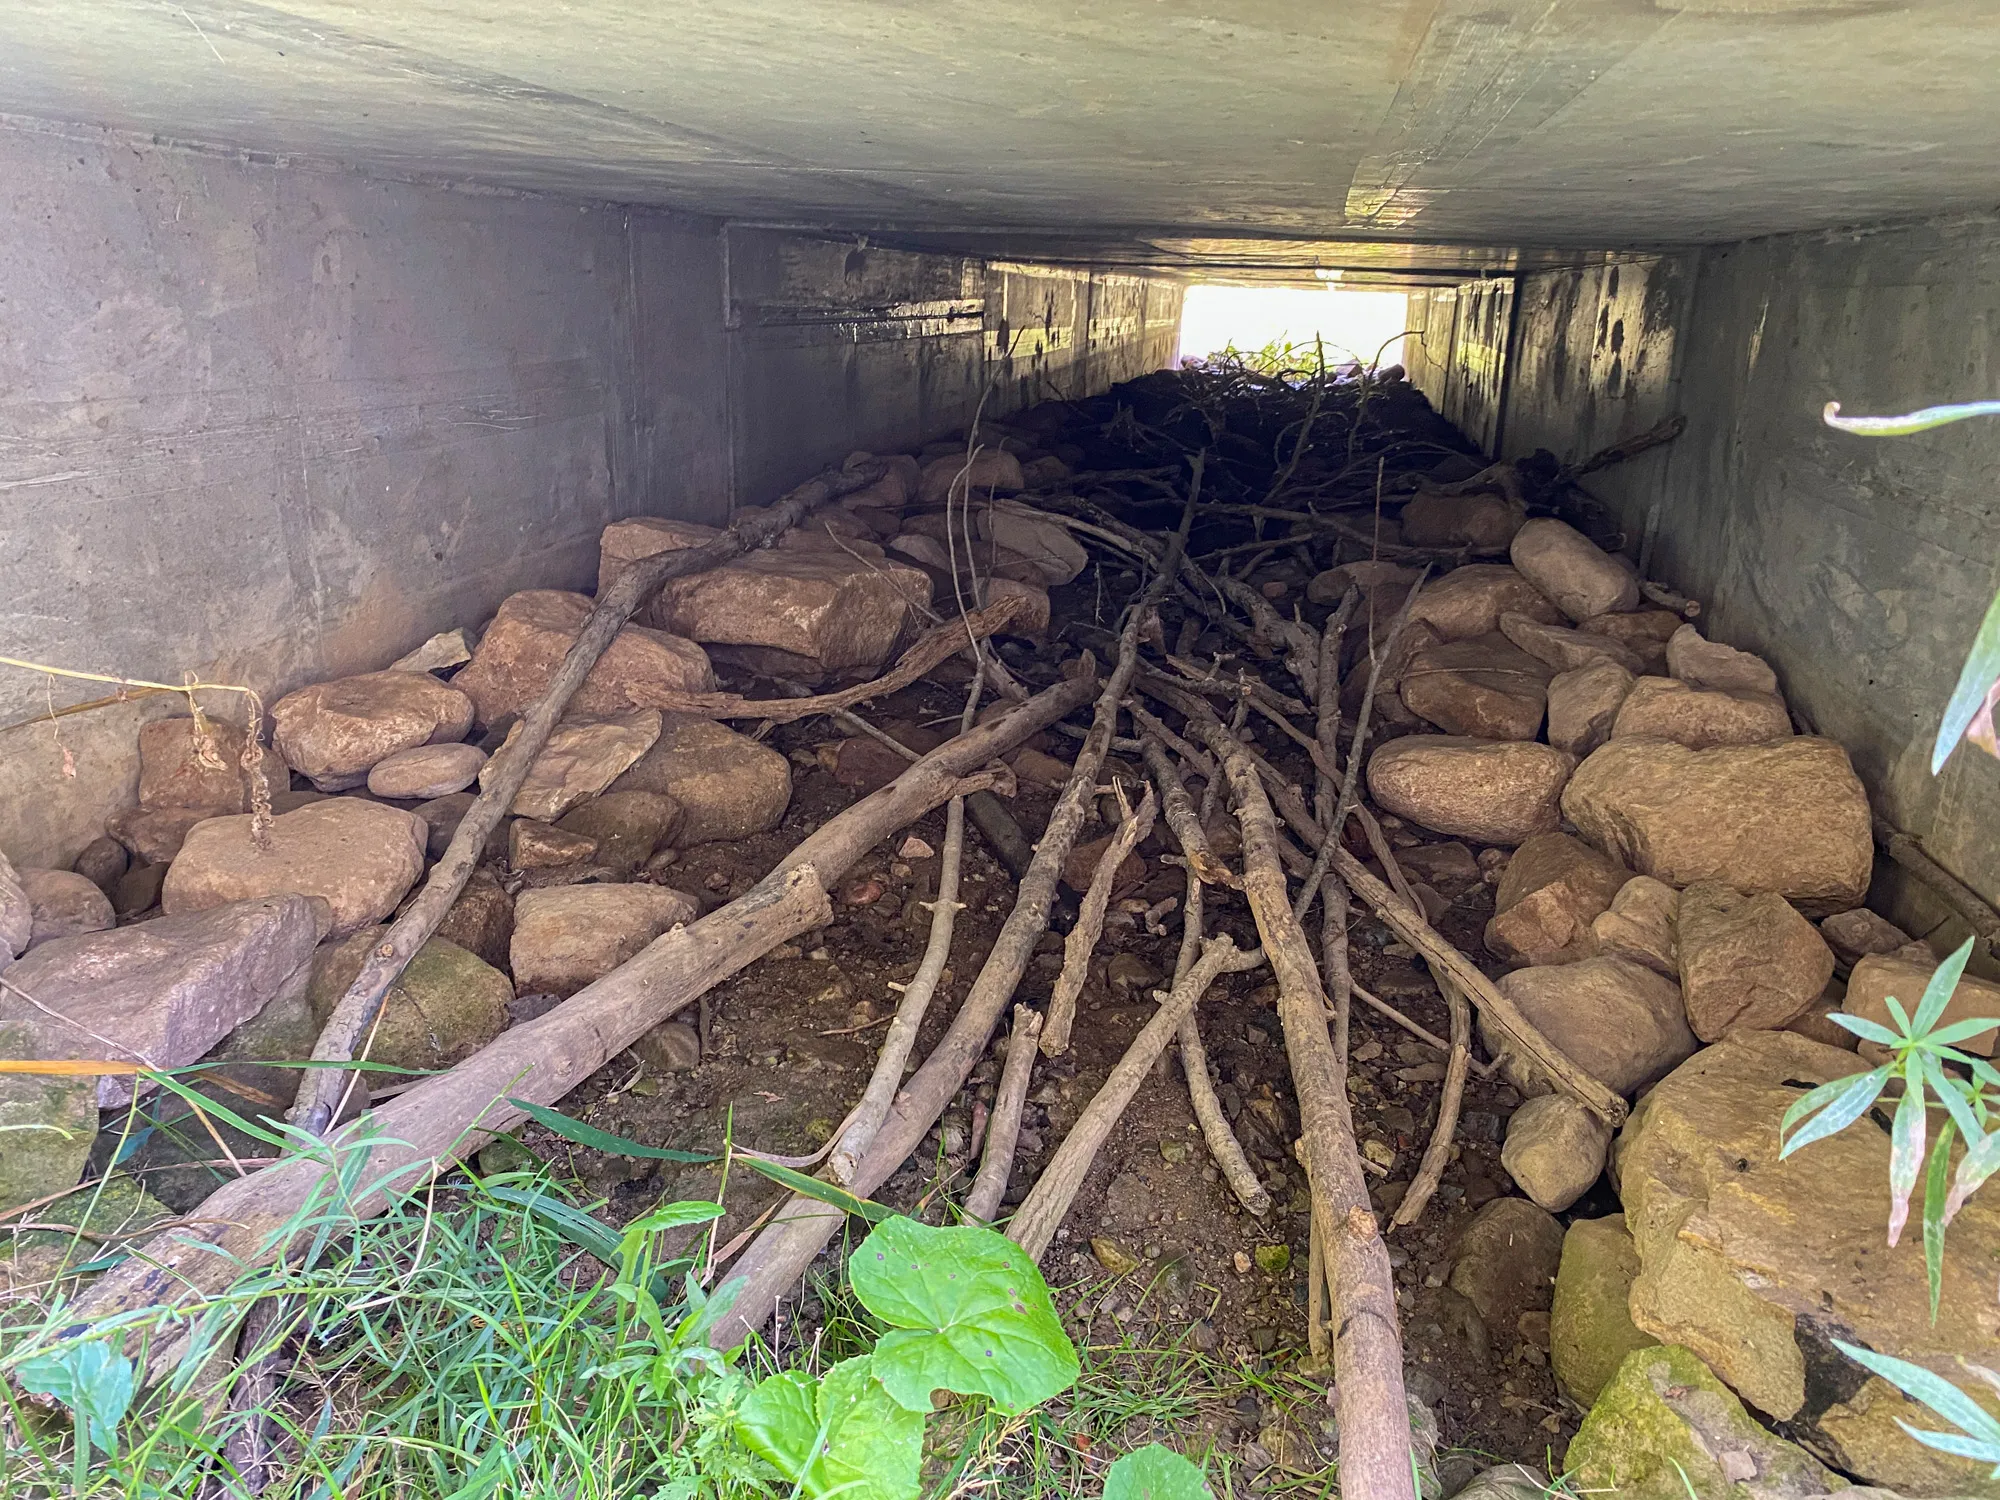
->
5;0;1998;270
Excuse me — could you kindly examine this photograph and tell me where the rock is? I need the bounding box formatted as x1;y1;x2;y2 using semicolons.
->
1498;612;1645;674
366;742;487;800
1610;676;1792;750
1843;952;2000;1062
1091;1236;1142;1276
1577;609;1686;674
1675;882;1834;1040
162;799;427;938
1565;1344;1843;1500
1405;564;1563;642
436;868;514;971
1398;634;1552;741
1397;841;1481;888
555;791;681;872
1062;833;1145;897
1561;737;1872;915
412;791;478;859
1019;454;1071;488
608;714;791;846
1;1174;175;1290
1509;518;1640;622
1447;1197;1565;1333
104;804;213;864
111;861;167;917
0;853;30;962
1009;747;1073;788
1446;1465;1551;1500
1485;832;1630;968
19;869;114;950
1618;1028;2000;1488
1819;908;1913;965
138;716;271;813
600;519;933;674
918;448;1024;505
1816;1375;2000;1500
1368;737;1575;847
822;736;911;794
271;671;476;791
1398;489;1526;550
1591;876;1680;977
1666;624;1780;696
72;836;129;893
306;927;512;1072
1488;957;1698;1097
1785;999;1860;1051
981;575;1052;637
1341;620;1441;730
389;627;477;674
452;590;716;726
1501;1095;1611;1211
1546;660;1635;758
0;894;322;1110
510;884;700;997
492;709;663;822
977;504;1090;586
509;819;600;869
1551;1215;1658;1406
1307;559;1421;606
630;1017;702;1072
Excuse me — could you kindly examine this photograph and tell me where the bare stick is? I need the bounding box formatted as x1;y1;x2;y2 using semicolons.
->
1139;734;1238;888
1175;880;1271;1217
1008;935;1265;1259
1042;782;1158;1057
1873;816;2000;955
1351;982;1494;1078
290;460;886;1136
828;676;984;1183
965;1006;1042;1222
1392;974;1473;1228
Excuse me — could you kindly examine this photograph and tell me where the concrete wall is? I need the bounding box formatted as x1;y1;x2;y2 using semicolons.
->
0;125;1180;869
1403;278;1515;457
1468;219;2000;946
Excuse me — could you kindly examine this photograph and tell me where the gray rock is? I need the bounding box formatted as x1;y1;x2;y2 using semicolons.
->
19;869;115;950
510;884;701;998
1500;1095;1611;1211
631;1018;701;1072
1447;1196;1565;1333
72;835;129;893
0;852;30;962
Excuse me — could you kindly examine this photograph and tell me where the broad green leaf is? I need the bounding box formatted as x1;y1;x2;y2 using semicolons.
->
508;1099;715;1161
736;1156;892;1222
1778;1068;1889;1157
1836;1340;2000;1449
622;1200;725;1235
1935;590;2000;772
737;1356;922;1500
1914;939;1977;1033
15;1343;134;1454
1923;1121;1956;1324
850;1217;1079;1414
1888;1077;1929;1246
1103;1443;1214;1500
1827;1013;1901;1047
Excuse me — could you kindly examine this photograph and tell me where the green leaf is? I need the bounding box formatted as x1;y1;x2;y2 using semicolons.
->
1103;1443;1214;1500
1827;1013;1902;1047
483;1185;622;1264
621;1200;725;1235
1835;1340;2000;1453
736;1156;892;1222
15;1343;135;1455
1888;1075;1929;1246
736;1356;922;1500
1935;589;2000;772
1923;1120;1956;1324
1778;1067;1889;1157
1914;939;1977;1034
850;1216;1079;1414
1947;1126;2000;1221
507;1099;715;1161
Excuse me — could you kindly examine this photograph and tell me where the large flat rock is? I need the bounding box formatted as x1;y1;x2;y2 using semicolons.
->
163;798;427;937
452;589;715;726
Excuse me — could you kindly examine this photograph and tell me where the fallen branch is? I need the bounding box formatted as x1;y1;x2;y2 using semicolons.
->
964;1006;1042;1223
1008;935;1264;1259
289;459;886;1135
1558;413;1686;484
1873;816;2000;955
1138;735;1237;888
1391;975;1472;1229
1351;982;1493;1078
1042;782;1158;1057
1175;878;1270;1217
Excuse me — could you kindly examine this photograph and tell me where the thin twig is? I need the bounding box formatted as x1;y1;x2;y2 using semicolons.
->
1041;782;1158;1057
965;1006;1042;1223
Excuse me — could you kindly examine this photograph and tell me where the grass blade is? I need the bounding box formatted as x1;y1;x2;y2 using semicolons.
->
736;1157;892;1222
1914;938;1976;1033
509;1099;716;1162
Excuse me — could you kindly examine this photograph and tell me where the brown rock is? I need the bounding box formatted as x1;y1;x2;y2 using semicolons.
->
1484;833;1630;967
162;799;427;938
105;805;213;864
1306;559;1420;607
1368;736;1575;847
1844;953;2000;1062
1609;675;1792;750
19;869;115;950
1577;609;1685;675
823;737;911;795
1676;882;1834;1041
1009;747;1072;788
1509;518;1640;622
366;742;487;800
1397;841;1482;888
72;836;129;893
1502;1095;1612;1212
510;884;701;998
1497;612;1644;675
1399;489;1527;550
271;671;475;791
555;791;681;872
138;716;271;813
305;926;511;1072
1818;907;1913;965
452;589;714;726
1340;620;1440;730
436;868;514;971
491;709;663;822
1561;737;1872;915
1591;876;1679;977
111;861;167;917
412;792;477;859
977;504;1089;586
607;714;791;846
1405;565;1562;642
982;575;1052;637
1665;624;1779;696
1063;833;1146;897
1488;957;1698;1097
1787;998;1861;1051
387;627;477;674
1546;660;1635;758
1448;1196;1566;1333
1399;634;1553;741
509;819;600;869
918;448;1024;505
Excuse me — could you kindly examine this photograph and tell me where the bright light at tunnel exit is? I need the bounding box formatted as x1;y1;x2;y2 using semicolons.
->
1178;283;1410;370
